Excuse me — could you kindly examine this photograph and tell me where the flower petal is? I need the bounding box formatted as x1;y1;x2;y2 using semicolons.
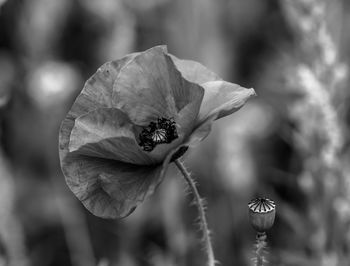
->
70;53;139;118
169;54;221;84
62;153;163;218
59;53;138;163
69;108;155;165
144;66;204;162
197;81;257;123
112;46;205;162
170;65;204;133
112;46;178;126
185;114;217;147
112;46;204;129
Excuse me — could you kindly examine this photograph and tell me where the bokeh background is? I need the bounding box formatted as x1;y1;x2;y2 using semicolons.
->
1;0;350;265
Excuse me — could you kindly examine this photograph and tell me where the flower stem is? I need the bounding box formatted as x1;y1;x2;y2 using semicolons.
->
174;159;215;266
255;232;267;266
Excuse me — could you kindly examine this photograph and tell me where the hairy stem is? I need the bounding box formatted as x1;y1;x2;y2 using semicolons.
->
255;232;267;266
174;159;215;266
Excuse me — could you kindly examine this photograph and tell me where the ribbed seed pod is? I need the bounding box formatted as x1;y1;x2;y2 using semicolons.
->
248;198;276;232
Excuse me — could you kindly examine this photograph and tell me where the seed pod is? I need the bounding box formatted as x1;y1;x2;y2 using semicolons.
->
248;198;276;232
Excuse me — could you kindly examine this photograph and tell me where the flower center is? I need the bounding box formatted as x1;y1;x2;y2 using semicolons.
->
139;117;178;152
152;129;167;143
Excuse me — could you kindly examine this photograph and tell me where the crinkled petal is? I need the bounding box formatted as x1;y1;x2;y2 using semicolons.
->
69;54;139;119
145;70;204;162
112;46;178;126
169;54;221;84
197;81;257;123
59;54;156;219
112;46;205;162
59;53;138;163
69;108;155;165
185;114;217;147
170;64;204;134
62;153;163;219
168;58;204;113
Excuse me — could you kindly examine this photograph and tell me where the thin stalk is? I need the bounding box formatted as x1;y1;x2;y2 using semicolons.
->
174;159;215;266
255;232;267;266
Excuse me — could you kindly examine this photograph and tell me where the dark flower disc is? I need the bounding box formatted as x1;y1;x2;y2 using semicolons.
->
139;117;178;151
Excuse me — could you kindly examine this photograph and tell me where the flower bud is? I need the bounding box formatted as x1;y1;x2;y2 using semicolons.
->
248;198;276;232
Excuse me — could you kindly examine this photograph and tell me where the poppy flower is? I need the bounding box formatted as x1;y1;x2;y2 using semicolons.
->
59;46;256;218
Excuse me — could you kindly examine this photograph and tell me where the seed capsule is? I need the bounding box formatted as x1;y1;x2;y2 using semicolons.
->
152;128;167;143
248;198;276;232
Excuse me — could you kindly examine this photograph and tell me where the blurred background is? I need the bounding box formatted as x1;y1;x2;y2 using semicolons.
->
1;0;350;265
